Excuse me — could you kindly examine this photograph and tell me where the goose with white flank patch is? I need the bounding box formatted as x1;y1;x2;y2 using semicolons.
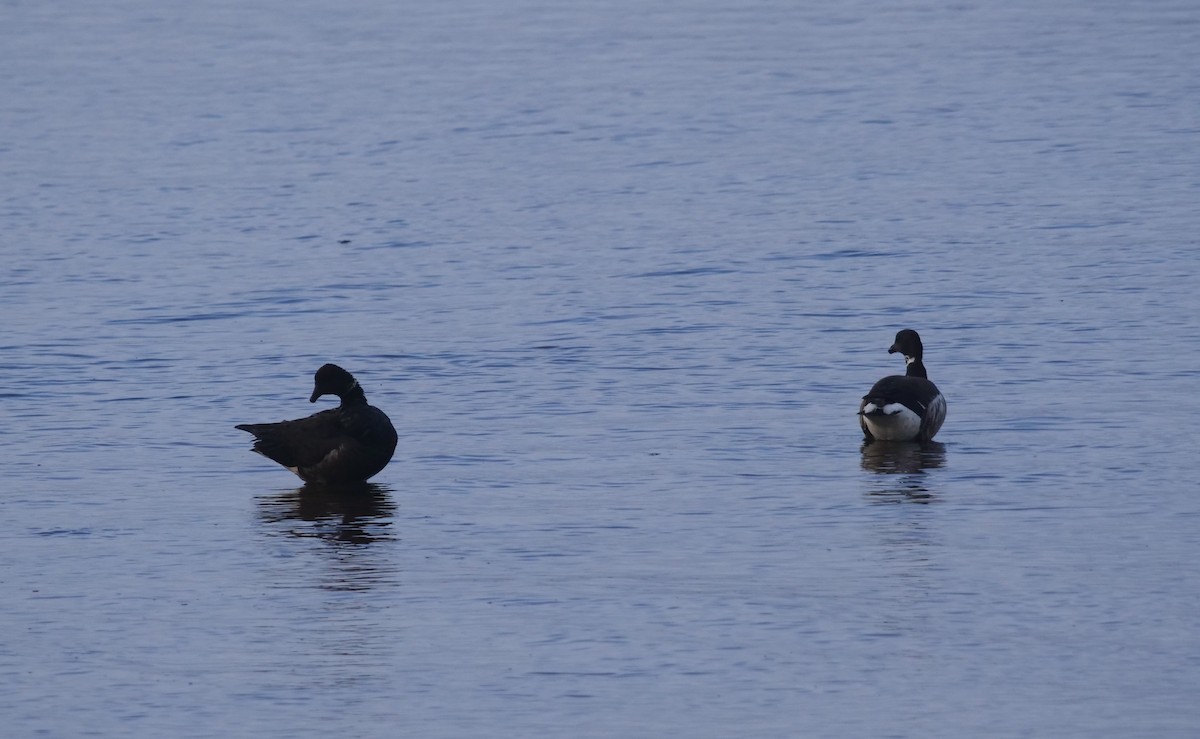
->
859;329;946;443
237;364;397;483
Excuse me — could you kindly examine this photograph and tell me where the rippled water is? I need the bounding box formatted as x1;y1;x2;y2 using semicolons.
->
3;0;1199;736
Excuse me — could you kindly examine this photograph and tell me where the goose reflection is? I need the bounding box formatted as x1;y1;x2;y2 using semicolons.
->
258;481;396;545
860;440;946;503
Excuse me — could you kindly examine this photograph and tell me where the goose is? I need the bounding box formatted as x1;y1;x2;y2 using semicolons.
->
237;364;397;483
859;329;946;443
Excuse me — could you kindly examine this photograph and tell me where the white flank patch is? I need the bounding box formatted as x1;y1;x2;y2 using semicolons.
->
923;393;947;440
862;403;923;441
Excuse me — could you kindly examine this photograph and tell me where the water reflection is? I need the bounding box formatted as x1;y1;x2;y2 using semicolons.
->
257;482;397;545
860;441;947;503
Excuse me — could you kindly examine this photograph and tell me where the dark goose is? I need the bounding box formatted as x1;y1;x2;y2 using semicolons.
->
859;329;946;443
236;364;398;484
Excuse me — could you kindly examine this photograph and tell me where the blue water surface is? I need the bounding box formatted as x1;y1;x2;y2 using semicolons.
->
2;1;1199;736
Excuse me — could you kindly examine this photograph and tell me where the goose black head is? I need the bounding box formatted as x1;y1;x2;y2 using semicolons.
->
309;363;362;403
887;329;924;362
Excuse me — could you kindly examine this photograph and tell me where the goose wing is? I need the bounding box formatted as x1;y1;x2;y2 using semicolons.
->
236;408;345;471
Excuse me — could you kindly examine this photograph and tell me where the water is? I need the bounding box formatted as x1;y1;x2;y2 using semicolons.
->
3;0;1199;736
